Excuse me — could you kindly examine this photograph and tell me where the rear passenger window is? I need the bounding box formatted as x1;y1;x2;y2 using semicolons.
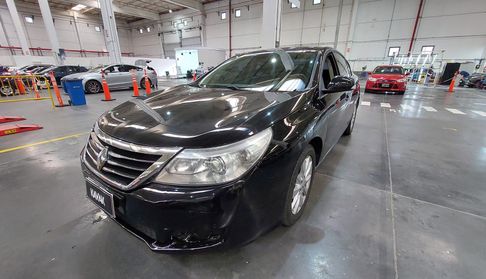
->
335;53;351;77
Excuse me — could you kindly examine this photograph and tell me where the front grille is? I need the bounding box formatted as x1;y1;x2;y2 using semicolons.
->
82;127;181;190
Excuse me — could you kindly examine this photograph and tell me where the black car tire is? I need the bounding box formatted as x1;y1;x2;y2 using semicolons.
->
282;145;316;226
140;78;153;89
398;90;405;95
343;102;358;136
475;80;482;89
0;87;14;97
85;80;101;94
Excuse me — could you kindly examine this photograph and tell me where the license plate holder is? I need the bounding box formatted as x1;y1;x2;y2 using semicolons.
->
381;83;390;88
86;181;115;218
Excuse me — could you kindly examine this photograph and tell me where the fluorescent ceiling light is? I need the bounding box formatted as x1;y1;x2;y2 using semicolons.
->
24;16;34;23
71;4;86;11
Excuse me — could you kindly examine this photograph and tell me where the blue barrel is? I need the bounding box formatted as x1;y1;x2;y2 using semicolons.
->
63;79;86;106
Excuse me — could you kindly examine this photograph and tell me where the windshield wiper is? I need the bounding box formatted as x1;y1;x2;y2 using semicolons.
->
205;84;243;90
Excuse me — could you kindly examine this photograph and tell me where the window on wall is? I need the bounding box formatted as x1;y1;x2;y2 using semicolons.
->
421;45;434;54
388;47;400;57
146;26;151;32
139;28;144;34
94;26;101;32
290;3;297;8
221;12;227;20
235;9;241;17
313;0;321;4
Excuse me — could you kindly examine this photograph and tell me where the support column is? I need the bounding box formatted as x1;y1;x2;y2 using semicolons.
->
38;0;62;65
344;0;359;55
0;13;15;65
261;0;282;49
6;0;30;56
333;0;344;49
99;0;122;64
200;14;207;47
157;23;166;59
72;13;85;54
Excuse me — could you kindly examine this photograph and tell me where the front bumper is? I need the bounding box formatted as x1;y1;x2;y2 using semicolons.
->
80;143;299;251
365;80;406;92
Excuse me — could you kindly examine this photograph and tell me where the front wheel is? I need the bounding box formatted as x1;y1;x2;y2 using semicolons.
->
85;80;101;94
282;146;315;226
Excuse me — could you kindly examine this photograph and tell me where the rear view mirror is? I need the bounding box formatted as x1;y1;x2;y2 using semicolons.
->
322;76;354;94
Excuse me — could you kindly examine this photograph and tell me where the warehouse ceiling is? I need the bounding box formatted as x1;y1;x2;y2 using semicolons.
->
13;0;208;23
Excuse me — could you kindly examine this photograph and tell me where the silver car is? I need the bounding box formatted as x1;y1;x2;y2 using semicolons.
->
61;64;157;94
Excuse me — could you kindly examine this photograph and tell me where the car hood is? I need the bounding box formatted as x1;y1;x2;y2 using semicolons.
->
97;85;307;148
62;72;96;80
370;74;405;80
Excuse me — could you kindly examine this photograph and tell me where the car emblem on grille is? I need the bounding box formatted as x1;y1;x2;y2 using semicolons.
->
96;147;109;171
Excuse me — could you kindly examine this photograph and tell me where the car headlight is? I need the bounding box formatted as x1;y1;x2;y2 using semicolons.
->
397;78;407;83
368;77;377;82
154;128;273;186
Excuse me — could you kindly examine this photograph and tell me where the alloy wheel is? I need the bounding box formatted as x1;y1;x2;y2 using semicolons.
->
87;81;100;93
291;155;313;215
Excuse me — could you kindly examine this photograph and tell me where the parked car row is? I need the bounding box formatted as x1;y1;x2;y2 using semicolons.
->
1;63;158;94
459;73;486;88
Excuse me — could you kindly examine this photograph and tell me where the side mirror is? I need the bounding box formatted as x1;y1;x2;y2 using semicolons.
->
322;76;354;94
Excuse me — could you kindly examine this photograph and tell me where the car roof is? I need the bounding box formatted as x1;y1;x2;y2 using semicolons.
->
375;65;403;68
238;47;332;56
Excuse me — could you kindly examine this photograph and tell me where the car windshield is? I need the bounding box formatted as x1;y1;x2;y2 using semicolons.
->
198;51;318;92
373;66;404;75
88;66;105;73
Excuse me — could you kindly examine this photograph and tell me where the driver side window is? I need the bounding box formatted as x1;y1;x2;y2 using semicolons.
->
106;66;119;73
321;54;339;89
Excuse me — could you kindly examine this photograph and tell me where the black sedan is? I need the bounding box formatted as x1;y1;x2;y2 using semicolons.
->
81;47;360;251
38;65;88;87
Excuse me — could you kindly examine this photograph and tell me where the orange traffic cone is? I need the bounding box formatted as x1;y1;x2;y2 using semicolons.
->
131;71;139;97
101;70;115;101
31;76;40;99
144;68;151;95
448;71;458;93
16;78;26;94
49;72;69;107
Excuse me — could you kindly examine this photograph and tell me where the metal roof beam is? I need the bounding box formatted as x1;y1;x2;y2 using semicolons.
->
64;0;160;20
162;0;203;12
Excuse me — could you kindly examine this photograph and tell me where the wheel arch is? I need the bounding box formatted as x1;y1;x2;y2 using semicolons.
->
308;137;323;165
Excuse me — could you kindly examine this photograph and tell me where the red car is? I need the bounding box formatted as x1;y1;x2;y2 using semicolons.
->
365;65;407;94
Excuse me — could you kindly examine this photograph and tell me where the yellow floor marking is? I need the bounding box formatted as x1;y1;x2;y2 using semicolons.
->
0;97;50;103
0;132;89;154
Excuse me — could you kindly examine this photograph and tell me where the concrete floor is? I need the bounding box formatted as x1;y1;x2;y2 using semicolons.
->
1;80;486;279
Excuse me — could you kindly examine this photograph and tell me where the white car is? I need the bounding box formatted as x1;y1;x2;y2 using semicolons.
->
61;64;157;94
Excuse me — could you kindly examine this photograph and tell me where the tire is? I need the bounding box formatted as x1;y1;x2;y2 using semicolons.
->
140;77;152;89
282;145;316;226
475;80;482;89
343;102;358;136
398;90;405;95
0;87;14;97
85;80;101;94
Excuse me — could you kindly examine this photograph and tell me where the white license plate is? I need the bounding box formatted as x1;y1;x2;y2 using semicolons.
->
86;182;115;217
381;83;390;88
